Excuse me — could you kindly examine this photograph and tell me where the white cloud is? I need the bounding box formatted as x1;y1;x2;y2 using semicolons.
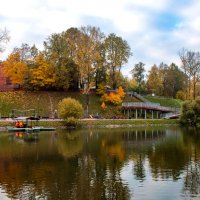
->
170;1;200;50
1;0;200;76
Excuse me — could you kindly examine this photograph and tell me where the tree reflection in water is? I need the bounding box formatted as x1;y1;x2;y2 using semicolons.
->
0;127;199;199
181;128;200;197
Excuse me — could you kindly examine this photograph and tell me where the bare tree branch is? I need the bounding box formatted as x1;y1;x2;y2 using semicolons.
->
0;27;10;53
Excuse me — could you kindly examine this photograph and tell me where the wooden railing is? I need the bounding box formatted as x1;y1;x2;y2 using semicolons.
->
122;102;181;112
127;91;149;102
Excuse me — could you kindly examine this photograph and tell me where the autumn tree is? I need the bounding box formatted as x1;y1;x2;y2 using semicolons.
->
12;43;41;90
131;62;145;94
13;43;39;63
75;26;104;114
29;53;55;90
146;65;163;95
101;86;125;105
44;32;79;91
179;49;200;100
94;44;107;89
127;79;137;91
2;52;27;85
117;86;126;98
77;26;104;87
63;27;81;59
162;63;186;97
104;33;132;89
0;27;10;53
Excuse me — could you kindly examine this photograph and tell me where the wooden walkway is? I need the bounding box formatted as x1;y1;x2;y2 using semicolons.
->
122;102;180;119
122;102;180;112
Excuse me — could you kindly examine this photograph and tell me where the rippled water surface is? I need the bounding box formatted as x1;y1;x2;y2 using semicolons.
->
0;126;200;200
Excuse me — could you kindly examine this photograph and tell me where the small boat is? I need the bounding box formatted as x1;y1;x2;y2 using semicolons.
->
7;116;56;132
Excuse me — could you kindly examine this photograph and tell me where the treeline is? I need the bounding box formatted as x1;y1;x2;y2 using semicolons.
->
1;26;200;101
131;62;187;99
1;26;131;91
130;49;200;100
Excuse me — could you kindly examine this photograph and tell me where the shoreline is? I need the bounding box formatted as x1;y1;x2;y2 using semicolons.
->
0;118;179;131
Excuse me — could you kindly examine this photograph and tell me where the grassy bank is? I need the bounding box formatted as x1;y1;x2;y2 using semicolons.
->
144;96;182;108
0;91;138;119
0;91;182;121
79;119;179;127
0;119;179;130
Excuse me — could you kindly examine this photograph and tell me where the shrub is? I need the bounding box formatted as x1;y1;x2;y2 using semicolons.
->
58;98;83;126
100;105;125;119
64;117;79;127
180;97;200;127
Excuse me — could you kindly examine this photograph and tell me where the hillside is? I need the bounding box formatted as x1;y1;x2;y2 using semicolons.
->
0;91;139;118
144;96;182;108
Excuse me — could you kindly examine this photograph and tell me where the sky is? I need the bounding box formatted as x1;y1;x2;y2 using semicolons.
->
1;0;200;77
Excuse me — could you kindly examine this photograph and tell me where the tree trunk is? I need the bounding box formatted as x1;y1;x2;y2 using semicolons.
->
193;76;196;100
86;94;89;115
188;77;191;100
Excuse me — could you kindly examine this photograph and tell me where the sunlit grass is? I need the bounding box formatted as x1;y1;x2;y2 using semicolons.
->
144;96;182;108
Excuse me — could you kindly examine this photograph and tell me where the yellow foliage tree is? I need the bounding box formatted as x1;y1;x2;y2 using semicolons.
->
30;53;55;89
2;52;27;85
101;86;126;105
128;79;137;91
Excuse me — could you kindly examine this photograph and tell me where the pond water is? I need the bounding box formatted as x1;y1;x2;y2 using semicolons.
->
0;126;200;200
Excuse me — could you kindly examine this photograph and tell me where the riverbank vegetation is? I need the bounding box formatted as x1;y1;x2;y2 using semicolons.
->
180;98;200;127
58;97;84;126
0;90;186;121
0;118;179;129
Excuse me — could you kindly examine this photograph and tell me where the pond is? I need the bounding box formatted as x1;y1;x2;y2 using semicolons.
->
0;126;199;200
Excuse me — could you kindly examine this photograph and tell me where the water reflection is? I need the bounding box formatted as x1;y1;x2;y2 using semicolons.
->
14;132;39;143
181;128;200;197
0;127;199;199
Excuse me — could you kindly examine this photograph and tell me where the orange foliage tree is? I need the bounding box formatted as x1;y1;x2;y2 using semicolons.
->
2;52;27;85
117;86;126;98
101;86;126;105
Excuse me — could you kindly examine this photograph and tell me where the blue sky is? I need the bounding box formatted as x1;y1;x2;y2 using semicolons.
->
1;0;200;77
